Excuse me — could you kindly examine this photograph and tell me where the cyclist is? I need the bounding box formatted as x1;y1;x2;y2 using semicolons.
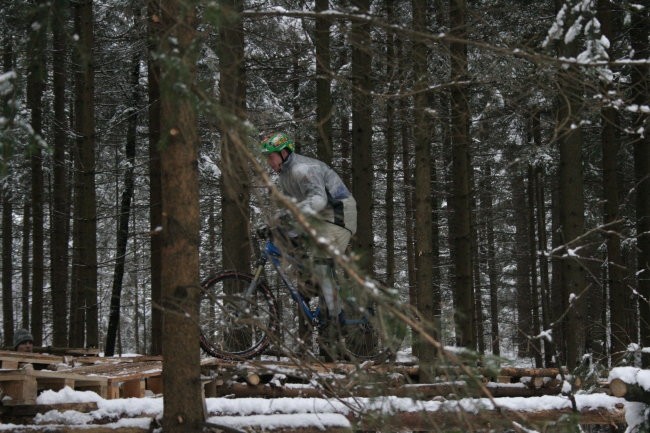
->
260;132;357;340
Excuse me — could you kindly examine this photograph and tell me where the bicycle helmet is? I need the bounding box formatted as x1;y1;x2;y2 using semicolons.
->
260;132;295;155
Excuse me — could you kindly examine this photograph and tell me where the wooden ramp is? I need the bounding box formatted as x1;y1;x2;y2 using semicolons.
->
0;354;163;404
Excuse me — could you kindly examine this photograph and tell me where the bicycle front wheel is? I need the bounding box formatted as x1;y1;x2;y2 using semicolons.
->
199;271;278;360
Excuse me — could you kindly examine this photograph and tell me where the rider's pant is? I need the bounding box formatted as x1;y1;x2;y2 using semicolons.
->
311;222;352;318
314;260;339;317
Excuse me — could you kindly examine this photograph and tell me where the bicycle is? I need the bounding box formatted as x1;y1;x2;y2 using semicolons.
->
199;226;403;362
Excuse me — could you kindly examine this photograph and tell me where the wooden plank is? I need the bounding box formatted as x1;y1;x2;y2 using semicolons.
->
120;378;146;398
108;382;121;399
146;376;163;395
0;350;64;365
71;355;163;366
1;360;19;369
0;369;38;405
33;347;101;357
63;360;162;381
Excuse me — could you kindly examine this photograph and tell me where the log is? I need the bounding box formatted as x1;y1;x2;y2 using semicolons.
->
609;377;650;404
213;383;326;398
201;359;569;385
486;384;562;398
352;405;626;430
0;402;99;418
0;427;149;433
495;367;566;378
210;381;562;399
246;372;261;386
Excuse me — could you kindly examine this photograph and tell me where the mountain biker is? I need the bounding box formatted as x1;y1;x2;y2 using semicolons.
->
260;132;357;335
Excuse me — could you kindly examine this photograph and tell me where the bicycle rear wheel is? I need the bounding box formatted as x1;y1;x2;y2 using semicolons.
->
340;305;405;363
199;271;278;360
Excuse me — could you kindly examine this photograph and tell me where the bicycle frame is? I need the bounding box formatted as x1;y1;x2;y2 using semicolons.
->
244;234;369;327
245;237;323;325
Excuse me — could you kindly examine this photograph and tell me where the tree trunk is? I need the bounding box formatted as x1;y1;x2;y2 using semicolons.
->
527;163;542;367
27;0;47;346
449;0;474;349
147;0;163;356
397;38;416;306
384;0;396;290
105;45;139;357
315;0;332;165
50;0;70;348
629;0;650;352
336;26;351;187
532;110;552;367
21;197;31;330
511;164;531;358
597;0;626;361
481;163;500;356
549;179;566;364
556;4;587;368
159;0;203;430
472;206;484;354
72;0;98;348
350;0;374;275
412;0;437;376
219;0;250;275
2;34;15;347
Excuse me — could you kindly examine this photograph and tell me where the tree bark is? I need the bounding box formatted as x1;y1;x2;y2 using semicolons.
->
336;26;351;187
315;0;332;165
384;0;396;291
532;110;552;367
449;0;474;349
350;0;374;275
555;2;587;368
511;163;532;358
71;0;98;348
147;0;163;356
412;0;437;376
597;0;627;361
397;38;416;307
527;163;542;367
629;0;650;351
22;197;31;330
159;0;204;430
219;0;250;275
50;0;70;348
27;0;47;346
481;163;500;356
2;34;15;347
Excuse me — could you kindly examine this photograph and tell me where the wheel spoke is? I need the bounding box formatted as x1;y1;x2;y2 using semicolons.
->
199;272;277;359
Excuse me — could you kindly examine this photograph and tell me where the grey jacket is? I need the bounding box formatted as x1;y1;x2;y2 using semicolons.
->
278;153;357;234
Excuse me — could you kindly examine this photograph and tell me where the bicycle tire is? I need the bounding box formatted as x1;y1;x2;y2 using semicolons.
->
339;305;404;363
199;271;279;360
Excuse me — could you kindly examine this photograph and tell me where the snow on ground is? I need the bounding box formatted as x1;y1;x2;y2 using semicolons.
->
0;385;638;432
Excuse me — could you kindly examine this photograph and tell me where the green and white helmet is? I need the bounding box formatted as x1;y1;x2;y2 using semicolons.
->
260;132;295;155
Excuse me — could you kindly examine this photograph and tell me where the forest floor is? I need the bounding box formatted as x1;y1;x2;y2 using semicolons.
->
0;350;643;432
